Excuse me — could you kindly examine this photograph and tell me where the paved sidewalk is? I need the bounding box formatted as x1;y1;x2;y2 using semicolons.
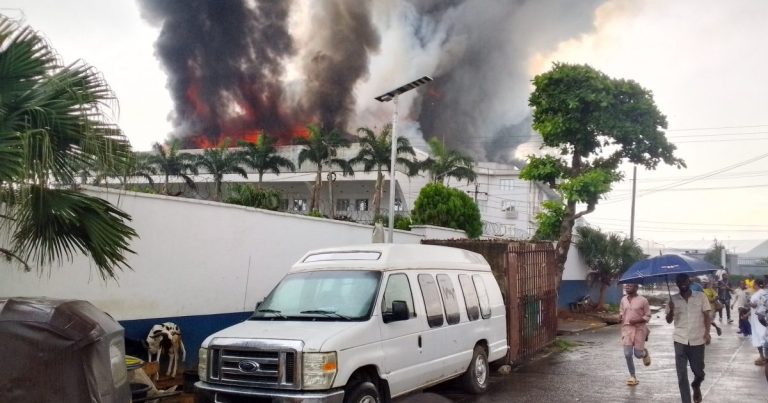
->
439;314;768;402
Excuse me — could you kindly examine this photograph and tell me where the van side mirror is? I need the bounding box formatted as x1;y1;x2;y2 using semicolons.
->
255;300;262;310
390;300;410;322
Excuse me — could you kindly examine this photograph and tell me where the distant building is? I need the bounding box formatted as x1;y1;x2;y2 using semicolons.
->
649;239;768;276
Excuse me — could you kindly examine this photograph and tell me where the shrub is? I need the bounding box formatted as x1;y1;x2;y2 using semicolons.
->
411;182;482;238
224;184;281;211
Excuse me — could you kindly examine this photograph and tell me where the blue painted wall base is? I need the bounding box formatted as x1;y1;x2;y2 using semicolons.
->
120;311;252;367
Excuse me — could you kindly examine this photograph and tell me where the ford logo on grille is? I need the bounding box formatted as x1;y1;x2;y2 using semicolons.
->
238;360;261;373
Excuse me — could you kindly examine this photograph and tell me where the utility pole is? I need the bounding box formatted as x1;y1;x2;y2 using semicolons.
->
466;183;487;204
629;166;637;241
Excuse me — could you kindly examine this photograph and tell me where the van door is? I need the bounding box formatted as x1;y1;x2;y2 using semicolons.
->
378;272;423;396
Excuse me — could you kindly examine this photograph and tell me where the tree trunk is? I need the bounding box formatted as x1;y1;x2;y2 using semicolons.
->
310;166;322;211
597;283;607;310
554;200;578;290
373;169;383;216
163;174;170;195
215;179;222;201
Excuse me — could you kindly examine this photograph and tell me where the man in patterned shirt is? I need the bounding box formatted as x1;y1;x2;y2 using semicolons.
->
619;283;651;386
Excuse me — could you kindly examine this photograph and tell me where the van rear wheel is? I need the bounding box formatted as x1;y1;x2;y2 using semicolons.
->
462;345;489;394
344;380;380;403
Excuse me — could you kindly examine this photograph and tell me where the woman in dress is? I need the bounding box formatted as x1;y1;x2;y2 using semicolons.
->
749;278;767;365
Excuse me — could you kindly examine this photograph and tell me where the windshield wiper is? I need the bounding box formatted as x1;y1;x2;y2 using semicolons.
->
299;310;352;320
253;309;286;319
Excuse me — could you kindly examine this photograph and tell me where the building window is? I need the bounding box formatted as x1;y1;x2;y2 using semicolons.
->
280;199;289;211
336;199;350;212
356;199;369;211
501;199;515;211
499;178;514;191
394;198;403;212
293;199;307;212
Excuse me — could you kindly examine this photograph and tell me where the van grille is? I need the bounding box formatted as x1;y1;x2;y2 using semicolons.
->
206;339;302;390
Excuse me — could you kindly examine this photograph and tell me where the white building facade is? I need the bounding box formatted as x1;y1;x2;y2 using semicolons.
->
141;144;558;239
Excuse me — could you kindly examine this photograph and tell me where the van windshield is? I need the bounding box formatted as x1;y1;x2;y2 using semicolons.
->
251;270;381;321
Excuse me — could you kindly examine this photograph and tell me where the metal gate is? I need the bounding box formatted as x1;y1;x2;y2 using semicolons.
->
421;240;558;364
506;243;558;363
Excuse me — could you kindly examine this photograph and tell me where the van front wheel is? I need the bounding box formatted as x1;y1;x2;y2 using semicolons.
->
344;380;380;403
462;345;489;394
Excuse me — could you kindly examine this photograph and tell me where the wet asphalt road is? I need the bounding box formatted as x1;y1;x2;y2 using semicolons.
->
412;314;768;402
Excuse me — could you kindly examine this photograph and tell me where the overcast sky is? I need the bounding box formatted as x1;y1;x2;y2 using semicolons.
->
2;0;767;245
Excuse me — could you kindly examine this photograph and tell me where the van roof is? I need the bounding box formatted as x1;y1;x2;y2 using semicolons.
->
291;244;491;273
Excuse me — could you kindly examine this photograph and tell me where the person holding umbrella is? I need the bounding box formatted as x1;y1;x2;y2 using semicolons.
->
619;283;651;386
666;273;712;403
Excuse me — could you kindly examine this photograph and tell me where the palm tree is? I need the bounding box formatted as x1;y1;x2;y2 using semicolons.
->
351;125;416;216
239;132;295;183
297;124;353;212
195;140;248;201
575;226;645;309
420;138;477;184
147;138;198;195
0;16;137;279
123;152;159;189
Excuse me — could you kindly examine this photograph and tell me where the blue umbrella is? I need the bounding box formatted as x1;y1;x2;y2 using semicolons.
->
618;254;718;288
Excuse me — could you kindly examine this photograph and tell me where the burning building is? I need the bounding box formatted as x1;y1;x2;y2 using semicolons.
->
139;0;604;164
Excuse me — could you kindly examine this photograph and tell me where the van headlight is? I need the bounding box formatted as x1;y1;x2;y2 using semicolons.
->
302;352;337;389
198;348;209;382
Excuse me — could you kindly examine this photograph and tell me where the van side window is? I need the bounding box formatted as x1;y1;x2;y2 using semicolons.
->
436;274;460;325
459;275;480;321
473;275;492;319
417;274;445;328
381;273;415;319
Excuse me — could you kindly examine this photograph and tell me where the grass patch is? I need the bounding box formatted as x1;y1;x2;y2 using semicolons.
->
605;303;620;313
552;338;579;352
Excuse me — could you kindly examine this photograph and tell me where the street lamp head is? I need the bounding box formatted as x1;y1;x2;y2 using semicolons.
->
375;76;433;102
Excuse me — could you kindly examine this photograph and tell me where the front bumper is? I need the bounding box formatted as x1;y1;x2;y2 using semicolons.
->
195;381;345;403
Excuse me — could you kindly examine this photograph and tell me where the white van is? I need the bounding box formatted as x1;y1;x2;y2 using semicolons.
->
195;244;508;403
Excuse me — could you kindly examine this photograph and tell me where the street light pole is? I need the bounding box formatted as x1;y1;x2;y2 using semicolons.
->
387;95;399;243
375;76;433;243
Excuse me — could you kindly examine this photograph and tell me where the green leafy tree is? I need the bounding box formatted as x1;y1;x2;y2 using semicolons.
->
147;138;198;195
351;124;416;216
239;132;295;183
520;63;684;279
297;124;352;212
411;182;482;238
420;138;477;184
195;140;248;201
224;184;281;211
575;226;645;308
0;16;137;279
703;239;725;266
531;200;566;241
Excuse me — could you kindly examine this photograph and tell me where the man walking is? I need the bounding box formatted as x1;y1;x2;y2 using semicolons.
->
732;280;752;336
619;283;651;386
666;273;712;403
716;278;732;323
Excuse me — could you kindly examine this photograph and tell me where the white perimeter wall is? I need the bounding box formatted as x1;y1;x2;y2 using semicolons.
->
0;187;458;321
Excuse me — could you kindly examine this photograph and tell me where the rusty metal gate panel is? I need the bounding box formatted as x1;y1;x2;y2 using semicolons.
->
507;243;558;363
